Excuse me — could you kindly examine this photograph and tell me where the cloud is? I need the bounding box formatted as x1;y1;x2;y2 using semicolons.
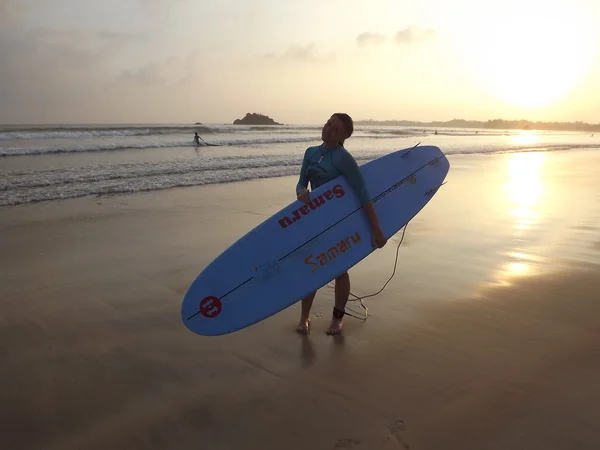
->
134;0;190;28
355;27;435;48
25;27;138;55
394;26;436;44
260;43;335;63
0;27;138;94
0;26;153;123
110;52;202;87
138;0;187;11
356;32;386;47
0;0;23;30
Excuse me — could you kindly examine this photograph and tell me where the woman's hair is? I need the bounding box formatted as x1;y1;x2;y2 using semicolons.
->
333;112;354;146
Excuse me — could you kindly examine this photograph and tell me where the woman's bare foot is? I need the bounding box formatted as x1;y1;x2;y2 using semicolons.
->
296;318;310;335
325;318;343;335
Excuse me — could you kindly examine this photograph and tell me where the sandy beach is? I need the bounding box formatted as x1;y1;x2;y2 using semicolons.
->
2;148;600;450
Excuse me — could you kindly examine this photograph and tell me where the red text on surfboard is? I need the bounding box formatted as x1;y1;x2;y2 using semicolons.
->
199;296;222;318
304;232;361;273
278;184;345;229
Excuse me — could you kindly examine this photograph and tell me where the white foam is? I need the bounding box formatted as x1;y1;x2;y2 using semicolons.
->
0;136;323;156
0;165;302;206
0;129;152;140
0;124;317;141
0;151;383;206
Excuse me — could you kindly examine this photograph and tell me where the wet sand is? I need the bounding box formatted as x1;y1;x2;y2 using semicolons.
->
1;149;600;450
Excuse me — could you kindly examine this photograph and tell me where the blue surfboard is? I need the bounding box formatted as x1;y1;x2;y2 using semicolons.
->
181;144;450;336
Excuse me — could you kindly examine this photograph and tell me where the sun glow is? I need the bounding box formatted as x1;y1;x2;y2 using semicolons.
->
464;1;597;108
510;130;540;147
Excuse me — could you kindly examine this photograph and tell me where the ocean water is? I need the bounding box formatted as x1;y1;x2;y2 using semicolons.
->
0;123;597;207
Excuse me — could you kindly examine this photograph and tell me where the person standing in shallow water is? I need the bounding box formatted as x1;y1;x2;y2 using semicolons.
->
295;113;388;335
193;132;201;145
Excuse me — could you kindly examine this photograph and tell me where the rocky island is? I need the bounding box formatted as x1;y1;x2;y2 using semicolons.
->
233;113;283;126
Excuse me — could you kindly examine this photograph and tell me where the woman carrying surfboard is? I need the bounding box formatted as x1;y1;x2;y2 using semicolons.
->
295;113;388;335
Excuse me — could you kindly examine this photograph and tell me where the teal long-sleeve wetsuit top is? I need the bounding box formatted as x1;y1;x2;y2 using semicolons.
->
296;144;371;205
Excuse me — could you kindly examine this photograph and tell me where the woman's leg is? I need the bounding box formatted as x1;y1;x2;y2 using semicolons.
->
326;271;349;335
296;291;316;334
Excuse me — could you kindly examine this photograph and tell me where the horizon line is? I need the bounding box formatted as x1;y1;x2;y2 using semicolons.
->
1;117;599;127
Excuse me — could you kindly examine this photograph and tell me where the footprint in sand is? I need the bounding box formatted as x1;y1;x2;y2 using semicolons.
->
334;437;361;448
387;420;410;449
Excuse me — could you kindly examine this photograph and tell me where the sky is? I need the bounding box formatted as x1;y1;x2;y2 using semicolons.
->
1;0;599;124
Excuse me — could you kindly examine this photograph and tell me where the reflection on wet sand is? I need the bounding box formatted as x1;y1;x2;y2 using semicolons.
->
492;152;546;286
505;151;545;231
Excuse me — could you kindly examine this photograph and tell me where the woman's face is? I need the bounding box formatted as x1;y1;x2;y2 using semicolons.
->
321;115;347;145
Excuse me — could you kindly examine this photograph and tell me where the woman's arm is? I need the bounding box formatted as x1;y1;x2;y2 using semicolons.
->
336;150;371;206
296;148;311;195
362;201;381;230
337;151;387;248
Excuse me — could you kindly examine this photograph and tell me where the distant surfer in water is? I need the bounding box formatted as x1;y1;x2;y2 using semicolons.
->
295;113;388;336
193;132;203;146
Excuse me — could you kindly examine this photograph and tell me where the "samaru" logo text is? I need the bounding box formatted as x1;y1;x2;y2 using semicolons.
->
278;184;346;229
304;232;361;273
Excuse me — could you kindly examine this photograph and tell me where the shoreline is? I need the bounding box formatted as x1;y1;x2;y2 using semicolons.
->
1;147;598;210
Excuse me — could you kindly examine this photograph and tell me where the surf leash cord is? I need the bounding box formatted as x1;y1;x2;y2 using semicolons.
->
343;220;409;321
